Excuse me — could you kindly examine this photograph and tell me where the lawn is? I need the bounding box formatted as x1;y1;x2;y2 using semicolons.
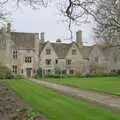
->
44;77;120;96
6;80;120;120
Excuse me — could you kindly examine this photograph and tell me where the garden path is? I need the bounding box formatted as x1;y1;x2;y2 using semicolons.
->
30;79;120;110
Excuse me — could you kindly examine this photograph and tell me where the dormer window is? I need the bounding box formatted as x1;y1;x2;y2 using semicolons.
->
46;49;51;55
72;49;77;55
13;50;18;59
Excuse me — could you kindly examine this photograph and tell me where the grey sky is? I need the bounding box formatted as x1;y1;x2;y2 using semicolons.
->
7;2;95;45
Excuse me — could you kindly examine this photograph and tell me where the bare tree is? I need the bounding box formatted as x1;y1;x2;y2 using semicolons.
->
94;0;120;45
0;6;8;26
0;0;49;8
0;0;120;44
61;0;120;44
1;0;97;36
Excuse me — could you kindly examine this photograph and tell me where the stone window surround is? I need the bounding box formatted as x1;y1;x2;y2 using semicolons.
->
0;39;6;46
66;59;72;65
13;50;18;59
25;56;32;63
12;65;17;74
46;49;51;55
55;59;58;64
72;49;77;55
46;59;51;65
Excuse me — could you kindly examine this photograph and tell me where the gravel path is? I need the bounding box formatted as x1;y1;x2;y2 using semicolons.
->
30;79;120;110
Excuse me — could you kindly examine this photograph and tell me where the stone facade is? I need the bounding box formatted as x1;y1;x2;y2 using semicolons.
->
0;25;120;77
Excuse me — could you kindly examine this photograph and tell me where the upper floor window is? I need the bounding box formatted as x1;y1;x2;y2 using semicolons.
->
46;59;51;65
25;57;32;63
12;65;17;74
72;49;77;55
46;49;51;55
0;40;6;47
66;59;72;65
21;69;23;74
13;50;18;59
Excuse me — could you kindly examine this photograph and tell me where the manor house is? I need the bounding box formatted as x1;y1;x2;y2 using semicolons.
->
0;24;120;77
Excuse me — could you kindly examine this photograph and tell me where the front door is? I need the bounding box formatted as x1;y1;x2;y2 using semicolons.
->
26;68;32;77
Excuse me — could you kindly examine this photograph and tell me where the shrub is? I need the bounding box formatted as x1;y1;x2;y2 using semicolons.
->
13;74;24;79
35;68;42;78
116;70;120;75
110;69;120;76
0;65;13;79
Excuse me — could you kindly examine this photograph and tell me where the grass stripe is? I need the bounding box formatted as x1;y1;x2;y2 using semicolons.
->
6;80;120;120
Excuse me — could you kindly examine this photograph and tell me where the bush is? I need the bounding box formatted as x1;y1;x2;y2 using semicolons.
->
0;65;13;79
13;74;24;79
110;69;120;76
116;70;120;75
5;71;14;79
35;68;42;78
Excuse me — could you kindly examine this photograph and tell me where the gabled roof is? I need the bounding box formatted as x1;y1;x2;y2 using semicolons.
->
79;46;93;59
39;41;94;59
51;43;72;58
101;45;120;58
39;42;47;56
88;45;120;60
10;32;38;49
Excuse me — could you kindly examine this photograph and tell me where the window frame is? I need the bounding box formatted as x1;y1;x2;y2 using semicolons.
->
25;56;32;63
46;59;51;65
66;59;72;65
12;65;17;74
72;49;77;55
55;59;58;64
46;49;51;55
13;50;18;59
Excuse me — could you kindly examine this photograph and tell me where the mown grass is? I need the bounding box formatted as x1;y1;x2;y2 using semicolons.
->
6;80;120;120
44;77;120;96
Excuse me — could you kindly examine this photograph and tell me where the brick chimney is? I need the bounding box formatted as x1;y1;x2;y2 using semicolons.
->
76;30;83;46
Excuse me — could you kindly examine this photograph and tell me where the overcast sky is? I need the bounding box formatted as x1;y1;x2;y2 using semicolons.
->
6;2;95;45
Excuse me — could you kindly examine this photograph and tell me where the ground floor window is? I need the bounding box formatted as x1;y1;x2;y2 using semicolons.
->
62;70;66;74
47;69;52;74
69;69;74;75
21;69;23;74
46;59;51;65
12;65;17;74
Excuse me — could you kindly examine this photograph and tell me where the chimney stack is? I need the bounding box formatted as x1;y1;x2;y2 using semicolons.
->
40;32;45;42
34;33;39;39
56;38;62;43
76;30;83;46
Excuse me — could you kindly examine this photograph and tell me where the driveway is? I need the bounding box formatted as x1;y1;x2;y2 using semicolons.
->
30;79;120;110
